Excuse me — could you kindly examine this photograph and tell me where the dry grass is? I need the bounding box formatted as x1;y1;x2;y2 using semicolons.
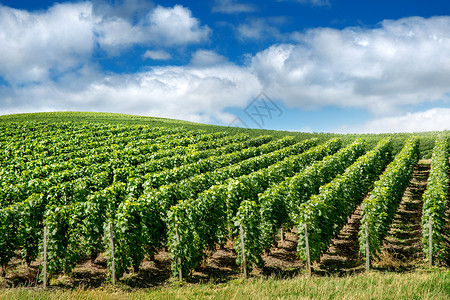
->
0;270;448;300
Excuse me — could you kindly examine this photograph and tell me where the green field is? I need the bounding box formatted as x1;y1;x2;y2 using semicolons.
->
0;112;449;299
0;111;445;156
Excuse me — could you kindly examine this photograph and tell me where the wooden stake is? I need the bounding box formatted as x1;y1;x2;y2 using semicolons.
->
35;263;40;287
109;223;116;285
239;223;247;278
175;226;182;281
365;222;370;272
304;223;311;277
428;215;433;268
43;226;47;289
280;228;284;243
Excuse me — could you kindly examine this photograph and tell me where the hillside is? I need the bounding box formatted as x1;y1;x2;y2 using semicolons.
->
0;111;443;156
0;111;448;298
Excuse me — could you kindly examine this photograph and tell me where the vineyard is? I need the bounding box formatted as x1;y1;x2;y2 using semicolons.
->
0;113;449;290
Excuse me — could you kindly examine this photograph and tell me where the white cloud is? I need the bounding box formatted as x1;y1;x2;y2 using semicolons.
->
0;65;261;124
0;3;94;84
0;2;244;125
142;50;171;60
310;0;330;5
336;108;450;133
237;18;282;41
146;5;211;46
190;50;228;66
212;0;256;14
93;0;153;21
250;16;450;115
2;2;450;133
0;2;211;85
96;4;211;53
277;0;330;7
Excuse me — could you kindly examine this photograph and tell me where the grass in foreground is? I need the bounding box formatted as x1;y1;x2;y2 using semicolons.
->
0;270;448;300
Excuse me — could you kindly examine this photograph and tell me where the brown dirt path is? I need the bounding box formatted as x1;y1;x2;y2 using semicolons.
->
316;204;365;276
316;160;431;275
373;160;430;270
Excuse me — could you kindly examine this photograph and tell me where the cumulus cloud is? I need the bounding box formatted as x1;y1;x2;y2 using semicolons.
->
235;16;307;42
0;2;211;85
250;16;450;115
2;1;450;133
212;0;256;14
277;0;330;7
93;0;153;21
190;50;228;66
0;2;247;124
336;108;450;133
0;2;94;84
145;5;211;45
237;18;284;41
142;50;171;60
0;65;261;124
96;4;211;53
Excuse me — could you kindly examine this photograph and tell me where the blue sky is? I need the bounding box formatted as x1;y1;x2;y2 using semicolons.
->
1;0;450;133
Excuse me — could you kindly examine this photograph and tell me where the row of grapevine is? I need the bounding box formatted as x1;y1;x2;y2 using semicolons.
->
225;138;342;230
0;122;149;160
0;170;115;272
110;138;318;278
421;137;449;264
140;137;309;214
34;136;278;276
0;130;240;207
137;135;271;187
4;129;225;177
1;128;204;187
3;119;447;283
359;137;420;258
1;124;189;165
168;138;341;276
257;138;367;255
0;126;247;275
3;135;301;278
142;136;294;189
297;138;393;262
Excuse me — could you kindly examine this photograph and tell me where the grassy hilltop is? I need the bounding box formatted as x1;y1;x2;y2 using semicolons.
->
0;111;445;157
